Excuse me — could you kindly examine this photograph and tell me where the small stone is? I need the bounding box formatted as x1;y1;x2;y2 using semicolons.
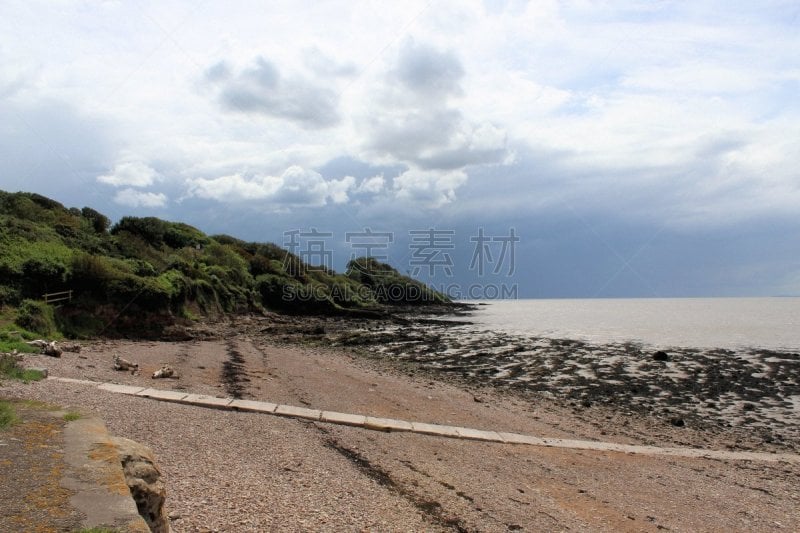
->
670;417;685;427
653;351;669;361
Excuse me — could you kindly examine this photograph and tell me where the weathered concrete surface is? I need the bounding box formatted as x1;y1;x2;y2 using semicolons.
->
320;410;367;426
136;388;188;401
182;393;233;409
49;376;800;464
98;383;146;395
274;404;322;420
61;417;150;532
230;398;278;413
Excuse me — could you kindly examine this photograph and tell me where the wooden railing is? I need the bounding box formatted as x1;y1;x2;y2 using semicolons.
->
43;290;73;305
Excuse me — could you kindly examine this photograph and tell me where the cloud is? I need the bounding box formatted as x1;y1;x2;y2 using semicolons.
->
113;188;168;208
186;165;358;206
97;160;160;187
359;39;510;206
395;40;464;99
206;56;340;128
357;175;385;194
393;168;467;208
365;39;510;170
302;47;357;77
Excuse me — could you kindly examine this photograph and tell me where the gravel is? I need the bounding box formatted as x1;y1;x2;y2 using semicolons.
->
3;332;799;532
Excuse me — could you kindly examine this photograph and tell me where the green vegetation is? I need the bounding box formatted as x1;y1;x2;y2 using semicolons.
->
0;354;46;383
0;400;18;430
0;190;452;338
16;398;57;410
63;411;81;421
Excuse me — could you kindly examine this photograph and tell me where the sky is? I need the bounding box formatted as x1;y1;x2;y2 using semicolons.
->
1;0;799;298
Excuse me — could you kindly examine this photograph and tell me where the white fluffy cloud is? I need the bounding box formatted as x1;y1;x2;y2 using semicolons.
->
98;160;160;188
357;175;385;194
393;168;467;208
187;166;357;207
113;188;167;208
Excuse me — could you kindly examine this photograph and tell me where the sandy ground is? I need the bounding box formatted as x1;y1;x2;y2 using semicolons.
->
3;323;800;532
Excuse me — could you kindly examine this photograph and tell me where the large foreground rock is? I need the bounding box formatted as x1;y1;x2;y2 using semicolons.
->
111;437;170;533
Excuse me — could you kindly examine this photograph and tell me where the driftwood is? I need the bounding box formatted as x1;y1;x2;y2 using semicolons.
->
27;340;62;358
152;365;177;379
113;354;139;374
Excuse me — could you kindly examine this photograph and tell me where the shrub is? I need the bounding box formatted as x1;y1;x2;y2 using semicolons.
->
0;400;18;429
15;300;58;337
125;259;157;277
105;274;173;310
0;286;20;307
256;274;340;315
111;216;168;246
346;257;450;305
29;193;65;211
21;257;67;295
0;354;46;383
69;253;129;295
163;222;208;249
81;207;111;233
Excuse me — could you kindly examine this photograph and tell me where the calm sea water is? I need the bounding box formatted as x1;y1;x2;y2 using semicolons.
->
460;298;800;351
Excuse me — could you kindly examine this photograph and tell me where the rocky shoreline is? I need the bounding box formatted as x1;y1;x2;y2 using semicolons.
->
253;311;800;451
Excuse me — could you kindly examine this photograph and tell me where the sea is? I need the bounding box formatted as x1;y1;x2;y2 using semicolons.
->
458;297;800;351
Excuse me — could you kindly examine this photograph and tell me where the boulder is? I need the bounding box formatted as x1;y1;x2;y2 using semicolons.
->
652;350;669;362
111;436;170;533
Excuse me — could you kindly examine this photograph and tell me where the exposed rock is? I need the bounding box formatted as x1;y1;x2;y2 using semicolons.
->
152;365;178;379
652;351;669;362
62;343;82;353
111;436;170;533
114;354;139;374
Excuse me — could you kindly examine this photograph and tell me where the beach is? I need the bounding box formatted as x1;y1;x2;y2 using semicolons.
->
3;313;800;531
